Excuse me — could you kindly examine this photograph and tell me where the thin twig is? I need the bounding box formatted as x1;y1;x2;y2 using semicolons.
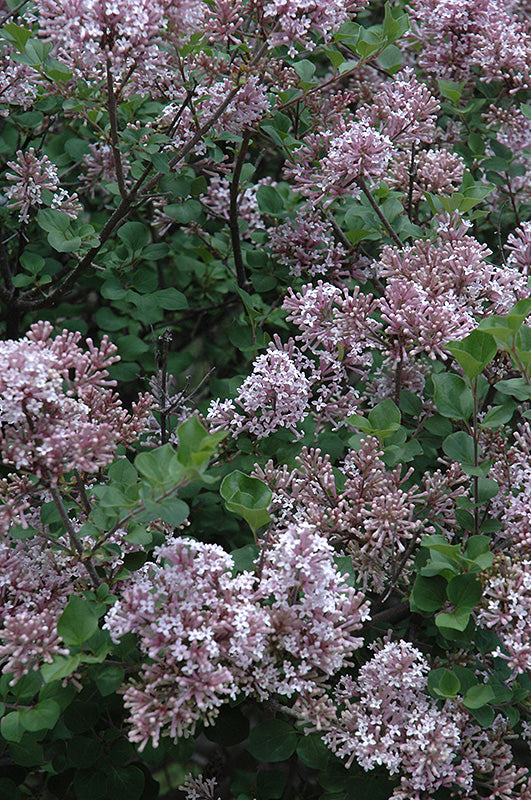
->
106;57;127;199
74;469;92;516
406;143;416;221
15;41;272;311
49;483;101;587
0;0;29;24
229;130;252;290
357;176;402;247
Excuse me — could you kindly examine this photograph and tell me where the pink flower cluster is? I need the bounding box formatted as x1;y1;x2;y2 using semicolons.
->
377;215;528;359
105;527;369;747
506;222;531;276
255;440;426;591
297;640;471;798
200;175;270;234
0;322;152;480
105;537;269;748
269;207;351;278
359;68;440;147
5;149;81;224
0;47;38;115
207;339;312;438
410;0;531;88
319;120;393;199
252;524;370;696
260;0;368;54
0;540;77;682
34;0;190;95
388;147;465;204
476;555;531;676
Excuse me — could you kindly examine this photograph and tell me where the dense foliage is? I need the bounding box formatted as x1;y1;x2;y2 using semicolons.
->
0;0;530;797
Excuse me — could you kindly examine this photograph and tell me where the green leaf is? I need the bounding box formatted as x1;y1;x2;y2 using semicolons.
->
154;288;188;310
446;330;497;380
495;378;531;401
247;719;297;762
410;575;447;613
1;712;24;742
163;200;202;224
220;471;272;534
231;544;259;574
57;596;99;646
447;573;482;610
257;770;286;800
143;497;189;525
442;431;475;466
437;79;464;104
108;458;138;487
135;444;178;488
67;736;102;768
41;654;81;683
428;668;461;699
432;373;474;420
1;23;31;50
435;608;471;632
205;706;250;746
294;59;316;81
117;221;149;253
463;684;495;709
37;208;70;233
296;734;330;769
176;415;225;475
256;185;284;216
107;766;145;800
368;398;401;436
47;229;82;252
476;478;498;503
20;699;60;732
92;664;125;696
480;403;515;429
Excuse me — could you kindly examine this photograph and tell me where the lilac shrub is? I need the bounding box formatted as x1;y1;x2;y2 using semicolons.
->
0;0;531;797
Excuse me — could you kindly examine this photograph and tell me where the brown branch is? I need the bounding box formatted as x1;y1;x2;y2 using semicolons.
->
0;0;29;24
229;130;252;290
357;176;402;247
106;57;127;199
49;483;101;587
14;38;271;311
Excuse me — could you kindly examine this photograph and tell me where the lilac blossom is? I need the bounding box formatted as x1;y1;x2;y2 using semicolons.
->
207;339;312;438
319;120;394;199
196;76;270;136
0;322;152;480
377;215;528;359
200;175;270;234
476;555;531;676
260;0;368;55
269;207;365;279
34;0;182;95
180;775;221;800
388;147;465;204
80;143;131;197
106;529;368;747
410;0;531;88
5;149;81;224
296;640;471;797
359;68;440;146
0;47;39;115
252;524;370;697
506;222;531;276
0;540;78;682
254;440;427;591
105;537;270;748
283;281;378;368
